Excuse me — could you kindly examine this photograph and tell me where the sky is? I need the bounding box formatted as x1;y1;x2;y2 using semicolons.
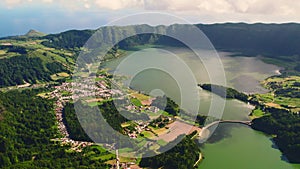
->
1;0;300;37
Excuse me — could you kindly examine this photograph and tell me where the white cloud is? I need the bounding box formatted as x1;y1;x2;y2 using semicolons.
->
95;0;144;10
84;3;90;9
42;0;53;3
4;0;22;8
1;0;300;23
196;0;233;13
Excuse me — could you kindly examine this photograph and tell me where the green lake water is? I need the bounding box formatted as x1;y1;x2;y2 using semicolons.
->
102;47;300;168
199;124;300;169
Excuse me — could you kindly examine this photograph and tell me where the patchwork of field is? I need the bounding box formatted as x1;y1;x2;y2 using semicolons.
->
255;76;300;112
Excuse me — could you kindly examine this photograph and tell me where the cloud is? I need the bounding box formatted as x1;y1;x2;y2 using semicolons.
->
2;0;300;16
84;3;90;9
4;0;22;8
42;0;53;3
95;0;144;10
1;0;300;23
91;0;300;20
142;0;300;16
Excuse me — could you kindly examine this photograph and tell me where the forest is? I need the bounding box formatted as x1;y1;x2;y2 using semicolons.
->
199;84;249;102
252;107;300;163
40;23;300;72
139;131;201;169
0;89;110;168
0;23;299;167
0;55;68;87
41;23;300;58
151;96;180;116
63;100;134;148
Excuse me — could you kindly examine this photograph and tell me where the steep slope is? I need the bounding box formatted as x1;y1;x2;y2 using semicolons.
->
41;23;300;57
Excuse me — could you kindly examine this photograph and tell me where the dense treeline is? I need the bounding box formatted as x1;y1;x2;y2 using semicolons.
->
42;30;94;49
63;101;133;148
196;23;300;57
46;62;70;74
0;55;68;87
63;102;92;141
274;88;300;98
199;84;248;102
99;101;128;132
252;107;300;163
0;89;109;168
0;45;28;54
139;132;201;169
42;23;300;57
40;24;300;72
151;96;180;116
196;115;207;127
119;110;150;121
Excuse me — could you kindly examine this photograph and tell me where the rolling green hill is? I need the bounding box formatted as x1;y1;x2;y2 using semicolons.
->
40;23;300;73
0;23;299;88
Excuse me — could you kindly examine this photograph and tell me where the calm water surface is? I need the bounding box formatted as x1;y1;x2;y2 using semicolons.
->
102;47;300;168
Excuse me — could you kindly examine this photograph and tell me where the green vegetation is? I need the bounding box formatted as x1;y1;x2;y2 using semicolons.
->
139;131;201;169
151;96;180;116
200;75;300;163
63;100;128;141
130;98;142;107
251;108;300;163
197;23;300;56
250;75;300;163
0;55;68;87
63;102;92;141
0;37;74;88
250;108;265;119
140;131;154;138
199;84;249;102
85;145;116;161
0;89;110;168
251;76;300;112
149;115;171;128
40;23;300;73
1;23;300;167
51;72;70;80
195;115;208;127
41;30;94;49
24;29;46;38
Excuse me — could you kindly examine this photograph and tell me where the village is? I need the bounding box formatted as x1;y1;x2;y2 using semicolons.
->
42;73;202;169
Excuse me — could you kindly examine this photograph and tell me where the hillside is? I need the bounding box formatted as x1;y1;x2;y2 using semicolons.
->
40;23;300;73
0;23;299;88
41;23;300;57
25;29;45;37
0;23;299;167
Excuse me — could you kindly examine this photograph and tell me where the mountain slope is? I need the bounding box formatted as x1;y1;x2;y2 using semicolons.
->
41;23;300;57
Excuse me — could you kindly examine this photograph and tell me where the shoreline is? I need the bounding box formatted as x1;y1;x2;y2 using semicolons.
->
193;152;203;167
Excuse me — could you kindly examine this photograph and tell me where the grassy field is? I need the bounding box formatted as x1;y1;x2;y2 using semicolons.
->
250;108;265;119
0;50;6;55
157;139;168;146
141;131;155;138
254;75;300;112
130;98;143;107
51;72;70;80
131;92;151;102
0;38;75;69
85;145;116;161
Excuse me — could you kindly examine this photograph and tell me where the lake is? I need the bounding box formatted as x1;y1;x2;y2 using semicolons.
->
199;124;300;169
101;47;299;168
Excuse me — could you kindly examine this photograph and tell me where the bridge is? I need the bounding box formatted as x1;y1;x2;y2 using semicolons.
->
199;120;252;138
